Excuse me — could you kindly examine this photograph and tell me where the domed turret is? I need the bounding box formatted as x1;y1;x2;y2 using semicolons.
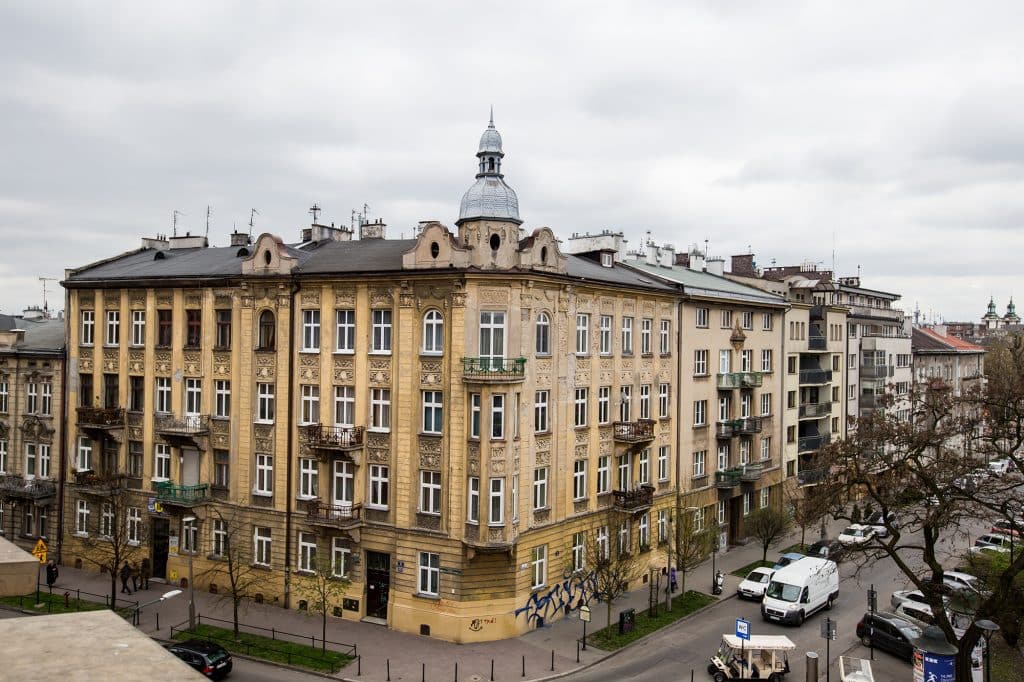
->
457;112;522;226
1006;297;1020;323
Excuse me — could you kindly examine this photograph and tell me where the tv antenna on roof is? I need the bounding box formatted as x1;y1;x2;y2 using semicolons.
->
205;205;211;238
309;203;321;224
172;210;185;237
39;277;57;316
249;208;260;237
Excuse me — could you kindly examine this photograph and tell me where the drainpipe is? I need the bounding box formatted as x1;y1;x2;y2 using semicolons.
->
283;279;300;610
57;337;69;565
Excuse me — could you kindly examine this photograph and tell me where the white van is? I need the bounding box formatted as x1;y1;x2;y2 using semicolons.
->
761;557;839;625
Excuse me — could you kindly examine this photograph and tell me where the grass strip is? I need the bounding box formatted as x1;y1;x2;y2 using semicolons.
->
172;623;351;673
589;590;717;651
0;590;108;615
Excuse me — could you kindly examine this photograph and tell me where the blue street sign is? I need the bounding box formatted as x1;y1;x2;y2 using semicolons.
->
736;618;750;641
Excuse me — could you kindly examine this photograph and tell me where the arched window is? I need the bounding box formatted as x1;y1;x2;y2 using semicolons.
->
488;157;495;172
258;310;276;350
535;312;550;355
422;310;444;354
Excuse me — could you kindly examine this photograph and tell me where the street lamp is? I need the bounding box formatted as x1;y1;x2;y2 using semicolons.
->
183;515;197;632
975;618;999;682
134;589;182;627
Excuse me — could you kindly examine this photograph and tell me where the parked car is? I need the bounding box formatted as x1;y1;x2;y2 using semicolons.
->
969;533;1014;555
806;538;847;562
988;459;1011;477
166;640;233;679
893;602;936;630
837;524;876;546
938;570;985;597
890;589;949;611
856;611;922;661
992;519;1022;538
865;511;897;538
737;567;775;600
773;552;805;570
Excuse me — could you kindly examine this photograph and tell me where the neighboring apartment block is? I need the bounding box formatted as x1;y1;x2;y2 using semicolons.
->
911;326;986;396
60;119;682;642
0;310;65;551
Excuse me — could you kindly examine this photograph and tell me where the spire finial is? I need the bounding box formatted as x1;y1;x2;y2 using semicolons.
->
489;105;494;128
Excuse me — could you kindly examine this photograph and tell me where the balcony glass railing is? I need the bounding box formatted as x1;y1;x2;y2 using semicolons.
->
798;402;832;418
798;434;831;453
717;372;763;389
799;369;832;384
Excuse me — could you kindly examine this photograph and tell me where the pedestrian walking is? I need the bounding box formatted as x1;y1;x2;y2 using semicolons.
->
140;557;151;590
131;561;141;591
119;562;133;594
670;566;678;593
45;560;58;588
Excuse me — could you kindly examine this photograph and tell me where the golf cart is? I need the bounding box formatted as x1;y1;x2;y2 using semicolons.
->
707;634;794;681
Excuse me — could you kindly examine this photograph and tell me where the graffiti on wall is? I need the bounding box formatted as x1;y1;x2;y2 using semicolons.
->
514;570;598;626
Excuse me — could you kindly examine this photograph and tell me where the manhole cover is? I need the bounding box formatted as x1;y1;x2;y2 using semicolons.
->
467;675;484;682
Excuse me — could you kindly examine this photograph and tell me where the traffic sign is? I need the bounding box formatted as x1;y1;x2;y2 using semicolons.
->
31;538;47;564
821;617;837;641
736;618;750;641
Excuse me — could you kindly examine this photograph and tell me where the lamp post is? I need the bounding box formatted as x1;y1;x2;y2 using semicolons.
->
182;515;196;632
975;619;999;682
134;589;182;628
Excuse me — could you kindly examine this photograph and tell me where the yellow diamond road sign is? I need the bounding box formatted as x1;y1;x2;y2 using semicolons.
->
32;539;47;564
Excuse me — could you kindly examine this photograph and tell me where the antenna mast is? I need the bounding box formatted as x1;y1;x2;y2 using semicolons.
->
172;210;185;237
309;203;321;224
206;205;211;237
39;277;57;316
249;208;260;237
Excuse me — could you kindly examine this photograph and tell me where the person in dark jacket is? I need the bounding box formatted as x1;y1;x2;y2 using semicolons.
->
45;560;58;588
130;561;141;591
140;557;151;590
119;562;133;594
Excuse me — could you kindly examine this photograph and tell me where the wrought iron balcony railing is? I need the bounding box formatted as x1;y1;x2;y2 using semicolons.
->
76;406;125;428
154;414;210;436
612;420;655;443
612;485;655;511
461;357;527;382
302;424;365;450
155;482;209;505
306;500;363;527
714;469;741;489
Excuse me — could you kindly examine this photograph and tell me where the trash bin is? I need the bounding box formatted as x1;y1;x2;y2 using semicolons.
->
618;608;636;635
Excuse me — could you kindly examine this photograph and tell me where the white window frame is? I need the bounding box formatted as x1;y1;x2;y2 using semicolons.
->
332;538;350;578
742;311;753;330
38;444;50;479
421;390;443;435
534;390;549;433
719;349;731;373
422;309;444;354
619;385;631;421
640;318;652;355
75;500;90;536
0;439;7;474
693;400;707;426
101;503;115;539
693;449;706;477
469;393;481;439
597;455;610;494
419;470;441;515
761;349;773;372
302;309;321;352
298;532;317;572
81;310;95;346
333;386;355;427
531;545;547;589
212;518;227;556
618;520;630;554
26;382;37;414
658;445;669;481
154;443;170;481
533;467;548;510
573;459;587;500
718;444;729;471
127;507;142;544
254;527;272;567
478;311;506;361
184;378;202;417
596;526;609;560
256;383;275;423
535;312;550;355
572;532;585;571
599;315;613;355
694;349;708;376
658;510;668;543
370;388;391;432
696;308;709;328
489;477;505;526
598;386;610;424
335;309;355;353
155;377;171;413
467;476;480;523
760;393;771;416
574;387;588;427
130;310;145;347
638;449;650;485
418;551;440;595
299;458;318;499
575;314;590;355
181;516;197;553
371;309;393;353
24;443;35;478
659;319;671;355
490;394;504;439
368;464;389;509
255;453;273;496
215;380;231;418
760;437;771;461
105;310;120;346
621;317;633;355
741;349;753;372
760;487;770;509
639;384;651;420
762;312;773;331
638;513;650;548
617;454;631;491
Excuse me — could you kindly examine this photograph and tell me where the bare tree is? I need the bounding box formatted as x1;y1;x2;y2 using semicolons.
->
293;552;351;651
199;503;265;639
673;505;713;601
807;351;1024;681
786;483;827;549
745;505;792;563
585;523;644;629
76;482;147;613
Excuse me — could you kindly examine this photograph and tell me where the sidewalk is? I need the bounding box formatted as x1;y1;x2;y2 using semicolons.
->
37;522;842;682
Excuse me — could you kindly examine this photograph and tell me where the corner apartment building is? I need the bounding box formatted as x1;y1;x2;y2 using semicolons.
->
0;310;65;550
610;244;789;550
60;119;681;642
911;326;986;396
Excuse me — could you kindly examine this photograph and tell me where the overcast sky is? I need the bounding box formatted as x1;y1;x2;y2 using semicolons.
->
2;1;1022;322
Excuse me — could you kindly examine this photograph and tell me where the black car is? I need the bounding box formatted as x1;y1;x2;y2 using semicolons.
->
856;611;921;661
806;538;847;562
166;640;233;679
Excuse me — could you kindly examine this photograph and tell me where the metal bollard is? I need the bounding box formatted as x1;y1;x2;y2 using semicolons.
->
551;650;555;671
455;661;458;681
357;655;361;676
806;652;819;682
387;659;391;681
490;659;494;681
577;640;580;663
522;654;526;678
422;662;425;682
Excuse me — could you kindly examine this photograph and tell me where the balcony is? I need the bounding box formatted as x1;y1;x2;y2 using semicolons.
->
612;485;655;512
739;463;763;482
461;357;526;383
72;470;128;496
860;365;891;379
799;369;832;385
714;469;741;489
717;372;763;390
76;406;125;430
808;334;827;351
306;500;363;529
0;474;56;501
715;421;737;439
799;401;832;419
302;424;364;463
155;482;209;507
154;414;210;446
736;417;762;434
859;394;880;409
612;420;655;444
798;433;831;453
797;468;827;486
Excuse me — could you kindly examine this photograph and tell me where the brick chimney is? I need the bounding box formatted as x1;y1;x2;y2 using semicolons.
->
731;254;756;276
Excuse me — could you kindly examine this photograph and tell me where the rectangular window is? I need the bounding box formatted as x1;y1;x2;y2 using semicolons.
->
299;458;318;499
639;385;651;420
370;388;391;431
618;520;630;555
640;318;652;355
467;476;479;522
598;387;610;424
761;349;773;372
573;459;587;500
596;526;609;560
534;390;549;433
256;383;275;422
81;310;95;346
42;381;55;415
102;374;118;410
599;315;613;355
741;311;753;330
418;551;441;595
127;507;142;544
658;510;668;543
572;532;585;571
105;310;120;346
38;444;50;478
212;519;227;556
617;453;633;491
184;310;201;348
787;425;796;443
597;455;610;494
760;393;771;416
333;386;355;426
575;314;590;355
128;376;144;412
490;394;504;439
718;396;730;421
740;349;752;372
658;445;669;481
335;309;355;352
369;464;389;508
787;391;797;409
79;373;92;409
574;388;588;427
0;439;6;474
298;532;317;572
182;516;197;552
740;393;751;418
157;310;172;347
99;503;114;538
489;477;504;525
371;309;392;353
254;527;271;567
718;444;729;471
718;500;726;525
25;443;36;477
332;538;351;578
332;460;354;505
638;513;650;548
619;385;631;421
719;349;731;373
302;309;321;351
77;437;93;471
131;310;146;346
76;500;90;535
26;382;37;414
479;311;506;361
743;492;752;516
214;449;229;488
531;545;547;589
215;309;231;349
760;437;771;461
299;385;319;425
255;454;273;495
533;467;548;510
621;317;633;354
469;393;481;439
693;400;707;426
419;470;441;514
762;312;773;331
760;487;770;509
154;443;170;480
696;307;709;328
693;450;706;477
659;320;671;355
0;380;7;413
720;310;732;329
155;377;171;413
659;383;670;418
739;439;750;465
184;378;202;417
422;390;443;434
787;356;797;374
214;380;230;418
638;449;650;485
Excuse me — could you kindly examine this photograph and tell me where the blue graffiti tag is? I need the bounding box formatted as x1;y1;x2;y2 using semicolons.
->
514;571;598;626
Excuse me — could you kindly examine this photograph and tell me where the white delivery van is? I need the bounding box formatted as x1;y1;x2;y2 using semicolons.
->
761;557;839;625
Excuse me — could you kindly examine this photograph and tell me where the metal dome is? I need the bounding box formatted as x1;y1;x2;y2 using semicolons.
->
459;177;521;224
479;125;503;154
